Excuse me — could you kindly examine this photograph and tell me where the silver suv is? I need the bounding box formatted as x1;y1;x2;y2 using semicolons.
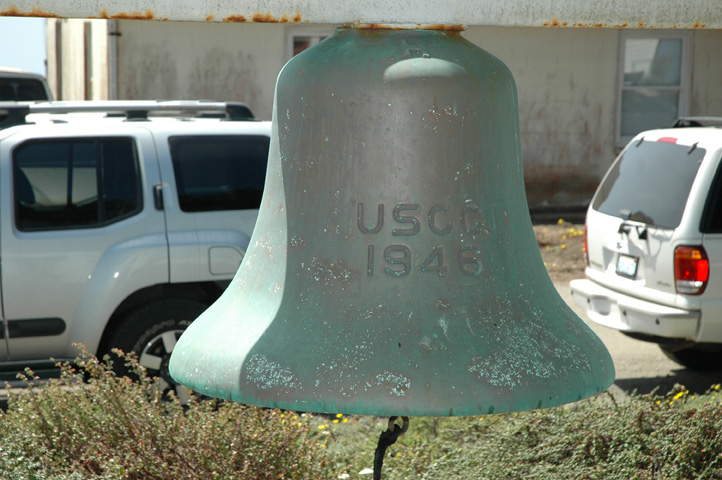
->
571;119;722;370
0;100;270;396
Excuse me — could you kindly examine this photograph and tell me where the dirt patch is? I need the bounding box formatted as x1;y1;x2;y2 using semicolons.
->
534;220;586;284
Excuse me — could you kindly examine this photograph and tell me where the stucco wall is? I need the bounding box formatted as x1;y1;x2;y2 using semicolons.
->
48;21;722;209
114;22;622;207
691;29;722;116
464;27;619;208
115;21;292;121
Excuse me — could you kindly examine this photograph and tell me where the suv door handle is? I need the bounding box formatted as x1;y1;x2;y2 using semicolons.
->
153;184;164;210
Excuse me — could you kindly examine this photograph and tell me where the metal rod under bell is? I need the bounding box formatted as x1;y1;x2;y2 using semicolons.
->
373;416;410;480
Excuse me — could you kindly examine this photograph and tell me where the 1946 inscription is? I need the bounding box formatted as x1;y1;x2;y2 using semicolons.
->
358;202;483;278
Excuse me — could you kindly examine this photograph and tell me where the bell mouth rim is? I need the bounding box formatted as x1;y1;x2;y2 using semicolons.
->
342;22;465;31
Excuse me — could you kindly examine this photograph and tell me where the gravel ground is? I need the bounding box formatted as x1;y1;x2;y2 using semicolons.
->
534;220;586;284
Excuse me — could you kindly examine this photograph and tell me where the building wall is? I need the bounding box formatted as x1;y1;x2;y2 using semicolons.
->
114;21;298;121
691;29;722;116
464;27;619;207
46;19;109;100
46;21;722;209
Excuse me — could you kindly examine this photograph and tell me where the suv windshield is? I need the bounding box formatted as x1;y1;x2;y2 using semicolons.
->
592;139;705;228
0;78;50;101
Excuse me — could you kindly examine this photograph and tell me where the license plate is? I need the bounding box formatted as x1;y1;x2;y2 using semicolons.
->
616;254;638;279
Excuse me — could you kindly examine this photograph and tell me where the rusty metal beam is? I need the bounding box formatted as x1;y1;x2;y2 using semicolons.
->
0;0;719;28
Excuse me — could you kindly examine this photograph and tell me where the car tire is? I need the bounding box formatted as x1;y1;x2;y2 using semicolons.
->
659;343;722;371
103;299;208;402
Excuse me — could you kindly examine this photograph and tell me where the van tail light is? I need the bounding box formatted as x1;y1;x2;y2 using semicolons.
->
583;223;589;266
674;245;709;295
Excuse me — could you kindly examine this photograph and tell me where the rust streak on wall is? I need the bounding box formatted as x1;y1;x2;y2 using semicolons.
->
222;14;247;22
99;9;155;20
244;11;303;23
542;18;708;29
542;17;567;27
1;5;61;17
352;22;464;31
252;12;278;22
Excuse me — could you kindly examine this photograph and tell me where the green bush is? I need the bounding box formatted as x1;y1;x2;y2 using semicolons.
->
322;386;722;480
2;349;722;480
0;349;330;480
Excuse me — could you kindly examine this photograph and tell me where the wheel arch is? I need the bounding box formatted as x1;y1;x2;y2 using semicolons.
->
95;281;225;357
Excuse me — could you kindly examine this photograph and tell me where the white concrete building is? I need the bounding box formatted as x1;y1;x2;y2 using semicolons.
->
45;19;722;208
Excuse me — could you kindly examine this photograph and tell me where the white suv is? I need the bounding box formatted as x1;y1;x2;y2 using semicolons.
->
0;100;270;396
571;119;722;370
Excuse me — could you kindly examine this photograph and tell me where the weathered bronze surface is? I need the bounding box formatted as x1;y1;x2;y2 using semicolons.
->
170;27;614;416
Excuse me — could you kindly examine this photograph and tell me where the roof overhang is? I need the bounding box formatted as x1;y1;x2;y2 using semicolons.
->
0;0;719;29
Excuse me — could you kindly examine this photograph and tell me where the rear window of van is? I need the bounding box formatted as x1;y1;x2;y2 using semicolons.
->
592;139;705;229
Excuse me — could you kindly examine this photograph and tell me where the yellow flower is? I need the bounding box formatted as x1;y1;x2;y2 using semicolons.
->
336;413;343;418
560;244;566;249
673;391;684;400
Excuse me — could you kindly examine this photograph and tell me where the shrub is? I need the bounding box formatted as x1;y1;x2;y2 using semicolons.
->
0;348;331;480
3;349;722;480
365;386;722;480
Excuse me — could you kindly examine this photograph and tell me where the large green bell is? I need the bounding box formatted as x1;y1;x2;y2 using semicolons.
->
169;26;614;416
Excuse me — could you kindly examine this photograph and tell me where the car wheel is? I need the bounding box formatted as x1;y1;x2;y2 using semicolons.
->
103;299;208;402
659;343;722;371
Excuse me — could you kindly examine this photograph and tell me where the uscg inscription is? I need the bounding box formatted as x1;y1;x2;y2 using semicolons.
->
358;202;484;278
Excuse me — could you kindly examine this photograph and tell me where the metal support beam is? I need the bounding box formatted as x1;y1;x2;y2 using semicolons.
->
1;0;720;28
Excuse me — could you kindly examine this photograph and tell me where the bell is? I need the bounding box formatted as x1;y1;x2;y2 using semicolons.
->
169;26;614;417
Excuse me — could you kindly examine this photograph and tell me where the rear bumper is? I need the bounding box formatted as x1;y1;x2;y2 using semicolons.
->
570;279;700;340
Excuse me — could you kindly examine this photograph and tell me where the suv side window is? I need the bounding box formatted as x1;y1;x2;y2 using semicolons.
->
14;138;142;231
169;135;269;212
701;158;722;233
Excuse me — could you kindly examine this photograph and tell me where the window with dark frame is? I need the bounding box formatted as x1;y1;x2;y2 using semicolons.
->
14;137;141;231
169;135;270;213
